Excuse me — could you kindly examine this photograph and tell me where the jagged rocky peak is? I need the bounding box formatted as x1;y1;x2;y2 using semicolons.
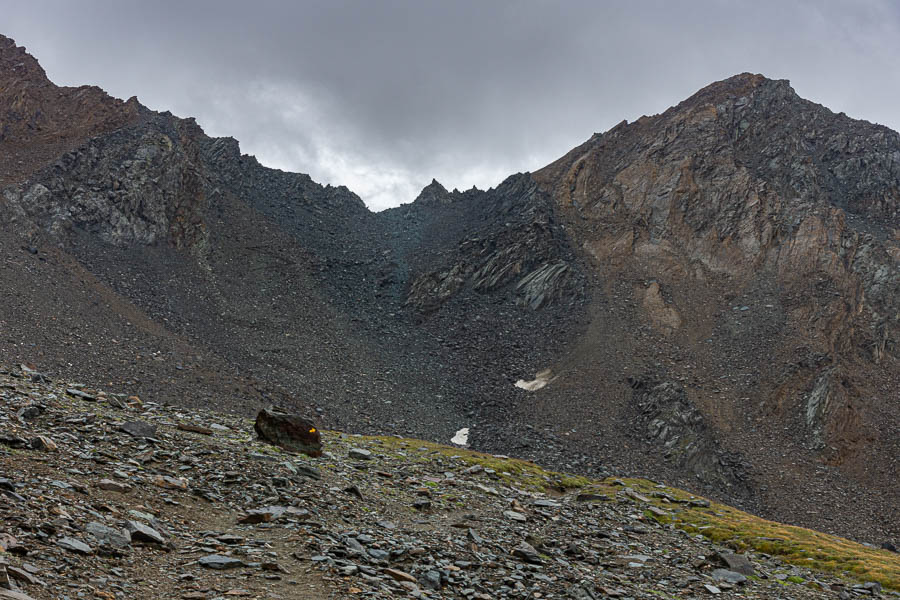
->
0;35;141;186
616;73;802;133
1;36;372;248
540;71;900;223
0;33;140;121
413;178;453;205
678;71;792;107
717;75;899;220
526;71;900;541
0;33;50;84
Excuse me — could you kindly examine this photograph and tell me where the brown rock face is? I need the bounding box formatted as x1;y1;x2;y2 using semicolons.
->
255;408;323;457
530;73;899;541
0;35;140;186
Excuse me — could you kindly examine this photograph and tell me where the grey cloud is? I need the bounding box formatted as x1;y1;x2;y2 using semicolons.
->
4;0;900;209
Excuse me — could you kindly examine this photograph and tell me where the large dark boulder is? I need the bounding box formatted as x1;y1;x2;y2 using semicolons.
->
254;407;322;457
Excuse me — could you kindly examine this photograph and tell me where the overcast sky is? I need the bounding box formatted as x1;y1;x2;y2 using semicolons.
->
4;1;899;210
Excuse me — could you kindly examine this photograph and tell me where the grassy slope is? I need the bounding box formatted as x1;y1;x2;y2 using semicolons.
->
358;434;900;591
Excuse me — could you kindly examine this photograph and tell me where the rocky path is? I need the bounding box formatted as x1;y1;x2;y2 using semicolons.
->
1;364;896;599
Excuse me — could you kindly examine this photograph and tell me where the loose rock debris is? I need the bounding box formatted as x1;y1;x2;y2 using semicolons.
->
0;364;895;599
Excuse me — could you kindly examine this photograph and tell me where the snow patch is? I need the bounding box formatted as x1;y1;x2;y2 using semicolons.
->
515;368;554;391
451;427;470;446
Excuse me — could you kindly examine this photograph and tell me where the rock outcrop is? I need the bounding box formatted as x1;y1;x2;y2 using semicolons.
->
254;407;323;457
405;174;585;312
629;378;749;494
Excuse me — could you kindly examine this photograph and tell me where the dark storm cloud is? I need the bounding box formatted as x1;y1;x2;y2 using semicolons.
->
4;0;899;209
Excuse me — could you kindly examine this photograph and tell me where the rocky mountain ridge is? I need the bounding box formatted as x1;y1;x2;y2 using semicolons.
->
0;35;897;547
0;35;140;187
528;73;899;537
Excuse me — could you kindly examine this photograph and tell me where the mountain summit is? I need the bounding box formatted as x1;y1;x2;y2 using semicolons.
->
0;37;898;546
0;34;141;186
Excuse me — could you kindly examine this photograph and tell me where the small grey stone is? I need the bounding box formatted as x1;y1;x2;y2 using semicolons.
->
16;405;42;421
575;493;609;502
120;420;157;438
97;479;130;493
512;541;542;564
344;537;366;555
533;499;560;508
623;554;652;563
126;520;165;544
864;582;882;592
294;464;322;480
714;552;755;576
467;528;484;545
29;435;56;451
348;447;373;460
420;570;442;590
343;485;363;499
85;522;130;549
368;548;390;561
57;536;93;555
711;569;747;585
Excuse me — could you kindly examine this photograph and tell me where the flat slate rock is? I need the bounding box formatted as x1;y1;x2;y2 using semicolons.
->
294;464;322;480
66;388;97;401
120;420;158;438
384;568;417;583
57;536;93;554
711;568;748;584
715;551;755;576
198;554;245;569
533;499;560;508
97;478;130;493
348;447;373;460
6;566;39;586
238;506;287;524
85;522;131;549
177;423;213;435
512;541;543;564
126;520;165;544
503;510;527;522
